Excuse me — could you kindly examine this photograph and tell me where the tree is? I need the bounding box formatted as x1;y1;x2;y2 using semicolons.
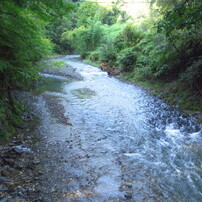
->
0;0;73;137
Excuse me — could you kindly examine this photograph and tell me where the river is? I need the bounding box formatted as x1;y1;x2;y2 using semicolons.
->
34;55;202;201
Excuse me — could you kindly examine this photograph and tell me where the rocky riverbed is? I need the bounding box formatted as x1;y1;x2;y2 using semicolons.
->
0;61;83;202
0;95;42;201
1;55;201;202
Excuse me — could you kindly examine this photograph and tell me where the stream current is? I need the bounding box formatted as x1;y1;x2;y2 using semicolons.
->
35;55;202;201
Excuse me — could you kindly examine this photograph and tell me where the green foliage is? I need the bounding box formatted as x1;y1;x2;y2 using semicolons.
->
98;43;117;64
74;1;129;28
157;0;202;37
62;21;104;57
117;47;138;71
46;17;72;53
88;51;100;62
0;94;24;138
76;1;99;27
102;4;129;25
120;23;143;47
0;0;73;137
180;56;202;93
60;1;130;55
0;1;53;87
51;61;66;69
58;0;202;110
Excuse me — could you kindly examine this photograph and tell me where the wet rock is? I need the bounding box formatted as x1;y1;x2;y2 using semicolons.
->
0;157;5;165
14;163;24;169
125;183;133;188
26;187;34;192
42;64;83;81
16;187;26;194
1;165;16;178
124;193;133;199
33;159;40;164
0;185;8;192
51;187;56;193
3;158;15;166
22;112;32;122
43;94;71;125
0;145;5;152
12;145;32;154
0;176;12;183
9;143;17;146
1;170;11;178
0;196;13;202
10;197;27;202
37;170;44;175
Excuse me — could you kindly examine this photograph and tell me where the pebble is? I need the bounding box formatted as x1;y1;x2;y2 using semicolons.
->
9;143;16;146
37;170;44;175
125;183;133;188
33;159;40;164
0;185;8;192
0;196;13;202
14;163;24;169
10;197;27;202
4;158;15;165
0;146;5;152
1;170;10;178
124;193;133;199
51;187;56;193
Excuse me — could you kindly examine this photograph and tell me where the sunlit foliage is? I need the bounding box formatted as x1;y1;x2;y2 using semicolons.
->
60;0;201;110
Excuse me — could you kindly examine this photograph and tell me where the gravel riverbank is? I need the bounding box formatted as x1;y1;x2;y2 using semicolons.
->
0;63;82;201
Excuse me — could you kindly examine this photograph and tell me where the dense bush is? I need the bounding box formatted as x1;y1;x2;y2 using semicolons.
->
117;47;138;72
62;22;104;57
98;43;117;65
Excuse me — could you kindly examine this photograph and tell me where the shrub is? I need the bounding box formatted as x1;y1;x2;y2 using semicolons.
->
88;51;100;62
117;47;138;72
98;43;117;65
120;23;143;47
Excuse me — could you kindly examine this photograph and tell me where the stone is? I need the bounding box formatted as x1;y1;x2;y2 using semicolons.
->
0;196;13;202
1;170;10;178
51;187;56;193
125;183;132;188
14;163;24;169
0;156;4;164
0;176;12;183
124;193;133;199
0;146;5;152
9;142;16;146
13;145;32;154
37;170;44;175
10;197;27;202
0;184;8;192
33;159;40;164
4;158;15;166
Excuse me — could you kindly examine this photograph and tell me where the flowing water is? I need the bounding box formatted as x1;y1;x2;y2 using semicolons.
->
35;55;202;201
